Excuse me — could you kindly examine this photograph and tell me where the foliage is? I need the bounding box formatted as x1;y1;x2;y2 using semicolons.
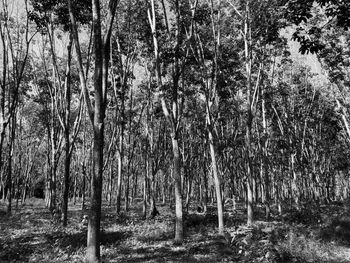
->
286;0;350;54
29;0;92;32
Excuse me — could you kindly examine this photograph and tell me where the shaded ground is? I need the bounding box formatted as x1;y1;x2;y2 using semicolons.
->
1;199;350;262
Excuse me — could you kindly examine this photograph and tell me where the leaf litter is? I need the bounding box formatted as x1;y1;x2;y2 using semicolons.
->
1;199;350;262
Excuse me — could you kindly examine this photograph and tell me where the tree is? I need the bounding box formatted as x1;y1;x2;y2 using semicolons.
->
68;0;119;261
189;0;228;235
0;0;36;213
146;0;198;244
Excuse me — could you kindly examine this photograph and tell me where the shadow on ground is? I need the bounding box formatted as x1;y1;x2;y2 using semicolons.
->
104;236;233;263
319;217;350;246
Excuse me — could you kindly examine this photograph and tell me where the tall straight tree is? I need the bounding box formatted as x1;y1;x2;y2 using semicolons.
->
68;0;119;261
147;0;183;242
190;0;224;235
147;0;197;244
60;35;83;226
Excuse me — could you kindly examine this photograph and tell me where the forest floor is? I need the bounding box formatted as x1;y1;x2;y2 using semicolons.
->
1;199;350;262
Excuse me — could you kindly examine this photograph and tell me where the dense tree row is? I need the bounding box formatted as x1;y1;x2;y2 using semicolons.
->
1;0;350;262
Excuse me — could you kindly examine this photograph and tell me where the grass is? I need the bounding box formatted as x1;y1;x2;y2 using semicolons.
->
279;230;348;263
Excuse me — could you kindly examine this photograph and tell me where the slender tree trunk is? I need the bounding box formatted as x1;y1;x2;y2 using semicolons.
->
148;0;183;243
143;152;148;219
87;124;104;262
23;174;28;203
45;143;51;207
68;0;118;259
82;163;86;210
185;176;191;211
62;134;71;225
149;163;159;218
50;155;57;211
244;0;255;226
86;0;104;261
203;169;208;213
291;154;299;209
116;132;124;214
7;114;16;214
124;172;130;211
108;164;113;206
246;128;254;226
131;168;137;205
261;86;270;220
208;130;224;235
62;36;73;226
172;137;183;243
73;175;77;205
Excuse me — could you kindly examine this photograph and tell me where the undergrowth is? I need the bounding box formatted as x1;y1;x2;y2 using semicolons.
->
0;199;350;262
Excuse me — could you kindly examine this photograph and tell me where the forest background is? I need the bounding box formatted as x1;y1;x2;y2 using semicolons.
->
1;0;350;262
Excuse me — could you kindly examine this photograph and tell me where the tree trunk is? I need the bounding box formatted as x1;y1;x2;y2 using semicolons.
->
244;0;256;226
246;139;254;226
261;86;270;220
62;36;73;226
68;0;118;260
185;176;191;212
87;124;104;262
143;155;148;219
7;114;16;214
73;175;77;205
82;163;86;210
62;134;71;225
124;169;130;211
148;0;184;244
202;161;208;213
149;162;159;218
108;164;113;206
172;137;183;244
208;130;224;235
86;0;104;261
116;132;124;214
